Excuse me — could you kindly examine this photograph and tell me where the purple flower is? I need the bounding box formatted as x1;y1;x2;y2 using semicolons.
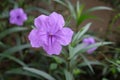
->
9;8;27;26
28;12;74;55
82;37;97;54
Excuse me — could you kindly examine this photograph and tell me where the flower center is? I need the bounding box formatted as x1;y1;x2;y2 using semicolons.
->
48;32;53;36
49;34;53;39
17;15;20;19
48;33;55;45
49;34;52;37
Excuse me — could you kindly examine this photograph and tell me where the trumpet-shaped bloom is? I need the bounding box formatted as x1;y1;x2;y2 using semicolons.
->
9;8;27;26
82;37;97;54
28;12;74;55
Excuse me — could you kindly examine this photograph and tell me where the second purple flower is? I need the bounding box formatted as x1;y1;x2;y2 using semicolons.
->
9;8;27;26
82;37;97;54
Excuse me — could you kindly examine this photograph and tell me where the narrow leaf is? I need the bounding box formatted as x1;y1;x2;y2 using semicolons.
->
2;44;31;55
64;70;74;80
85;6;112;13
72;23;92;45
23;67;56;80
6;68;41;79
54;0;67;7
79;61;105;67
0;41;10;48
0;54;27;67
65;0;76;19
80;54;94;73
69;43;84;59
70;42;113;59
76;3;84;21
77;14;97;26
0;27;28;40
26;7;49;15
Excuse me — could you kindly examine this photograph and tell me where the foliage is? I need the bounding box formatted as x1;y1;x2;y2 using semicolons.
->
100;0;120;10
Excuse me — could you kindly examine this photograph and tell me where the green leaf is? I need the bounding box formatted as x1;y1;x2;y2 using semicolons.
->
77;14;97;26
85;6;112;13
73;68;81;75
0;41;10;48
70;42;113;59
0;54;27;67
80;54;94;73
54;0;67;7
117;67;120;72
2;44;31;55
0;44;31;61
79;61;104;67
80;42;113;54
0;10;9;18
26;6;49;15
70;43;84;59
105;57;120;67
76;3;85;21
52;56;66;64
65;0;76;19
23;67;56;80
102;66;109;75
6;68;41;79
102;78;109;80
0;27;28;40
64;69;74;80
50;63;58;70
76;3;86;26
69;45;74;58
72;23;92;46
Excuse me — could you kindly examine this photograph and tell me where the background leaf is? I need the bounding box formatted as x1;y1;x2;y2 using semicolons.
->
6;68;42;79
64;69;74;80
0;54;27;67
23;67;56;80
0;27;28;40
72;23;92;46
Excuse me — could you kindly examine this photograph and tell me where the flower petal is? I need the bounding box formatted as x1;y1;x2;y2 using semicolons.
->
82;37;97;54
28;29;47;48
87;47;97;54
83;38;89;43
43;41;62;55
88;37;95;44
20;13;27;21
47;12;65;33
34;15;48;30
56;27;74;46
10;17;23;26
10;8;22;16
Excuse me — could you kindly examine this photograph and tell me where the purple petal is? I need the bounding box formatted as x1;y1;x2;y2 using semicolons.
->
83;37;95;44
21;13;27;21
34;15;48;30
82;37;97;54
28;29;47;48
10;8;23;16
47;12;65;33
56;27;74;46
43;41;62;55
83;38;89;44
87;47;97;54
88;37;95;44
10;17;24;26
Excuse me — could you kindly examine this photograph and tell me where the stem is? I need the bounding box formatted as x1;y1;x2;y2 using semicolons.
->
65;54;75;80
